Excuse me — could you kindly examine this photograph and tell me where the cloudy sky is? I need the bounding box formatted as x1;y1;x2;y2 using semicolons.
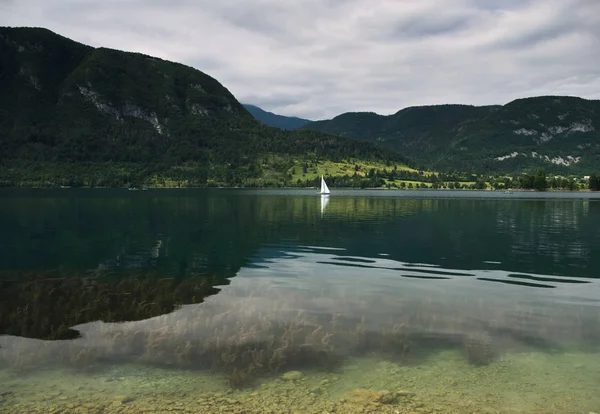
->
1;0;599;120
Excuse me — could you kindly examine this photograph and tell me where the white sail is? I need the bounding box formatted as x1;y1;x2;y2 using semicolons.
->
319;175;331;194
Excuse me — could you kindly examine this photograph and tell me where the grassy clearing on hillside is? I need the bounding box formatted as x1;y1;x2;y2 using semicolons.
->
0;157;489;189
383;180;478;189
287;160;417;183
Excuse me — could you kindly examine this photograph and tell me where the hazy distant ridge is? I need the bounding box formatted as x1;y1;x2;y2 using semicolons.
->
242;104;311;130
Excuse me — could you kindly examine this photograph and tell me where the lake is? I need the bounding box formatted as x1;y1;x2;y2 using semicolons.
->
1;189;600;413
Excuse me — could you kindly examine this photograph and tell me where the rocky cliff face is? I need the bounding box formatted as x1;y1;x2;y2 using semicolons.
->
0;27;261;165
0;28;249;150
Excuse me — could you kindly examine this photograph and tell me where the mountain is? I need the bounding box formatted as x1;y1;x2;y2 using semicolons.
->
304;97;600;173
242;104;310;130
0;27;407;187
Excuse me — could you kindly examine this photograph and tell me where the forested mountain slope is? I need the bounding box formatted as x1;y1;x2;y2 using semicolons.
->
304;97;600;173
0;27;408;187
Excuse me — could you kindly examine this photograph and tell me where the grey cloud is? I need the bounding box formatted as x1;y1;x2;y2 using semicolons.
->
0;0;14;12
0;0;599;120
379;10;478;41
486;12;577;50
475;0;599;51
396;16;474;38
467;0;535;11
494;24;575;50
210;3;292;38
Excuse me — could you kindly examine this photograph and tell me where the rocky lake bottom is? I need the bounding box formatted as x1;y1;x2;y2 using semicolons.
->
2;349;599;414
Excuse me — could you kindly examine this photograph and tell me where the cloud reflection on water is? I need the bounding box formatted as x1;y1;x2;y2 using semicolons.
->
1;246;599;380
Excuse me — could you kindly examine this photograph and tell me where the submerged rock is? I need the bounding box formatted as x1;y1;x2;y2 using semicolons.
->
282;371;304;381
114;395;134;404
464;332;495;366
343;388;396;405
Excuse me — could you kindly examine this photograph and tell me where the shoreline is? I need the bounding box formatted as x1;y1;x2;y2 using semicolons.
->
0;186;592;193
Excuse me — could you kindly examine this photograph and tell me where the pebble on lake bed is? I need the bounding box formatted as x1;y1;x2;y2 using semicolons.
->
342;388;397;405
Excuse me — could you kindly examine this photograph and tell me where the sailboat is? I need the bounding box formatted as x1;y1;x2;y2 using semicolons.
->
318;175;331;195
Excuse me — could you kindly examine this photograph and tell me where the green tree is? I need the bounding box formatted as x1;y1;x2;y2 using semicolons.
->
533;168;548;191
473;179;486;190
519;174;535;189
589;174;600;191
